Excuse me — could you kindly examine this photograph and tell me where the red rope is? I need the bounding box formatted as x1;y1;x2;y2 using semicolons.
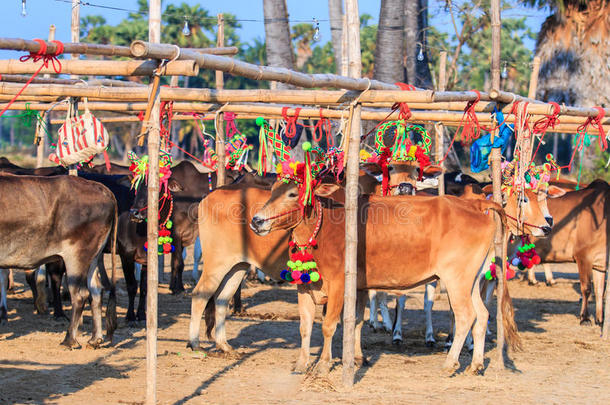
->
312;108;333;146
377;147;392;196
438;90;482;164
167;139;206;165
282;106;302;138
224;112;241;138
577;106;607;151
361;83;415;141
0;39;63;119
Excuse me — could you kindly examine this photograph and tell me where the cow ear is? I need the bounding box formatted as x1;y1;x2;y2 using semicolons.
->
482;184;493;194
117;175;132;189
423;165;443;176
360;162;382;177
168;178;184;192
315;183;340;197
547;185;566;198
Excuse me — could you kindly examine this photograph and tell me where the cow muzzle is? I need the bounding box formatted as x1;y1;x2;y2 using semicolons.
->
250;216;270;235
395;182;415;196
541;225;552;236
545;216;553;227
130;208;145;223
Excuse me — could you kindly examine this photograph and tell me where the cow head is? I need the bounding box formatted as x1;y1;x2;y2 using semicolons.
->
250;180;304;235
482;184;566;237
360;162;419;196
129;178;183;222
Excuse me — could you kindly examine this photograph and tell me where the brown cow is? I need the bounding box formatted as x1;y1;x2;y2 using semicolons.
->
525;180;608;325
250;180;554;374
188;177;289;353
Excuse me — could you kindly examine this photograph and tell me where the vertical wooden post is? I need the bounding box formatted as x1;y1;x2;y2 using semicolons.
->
436;51;447;196
340;14;349;77
267;81;278;173
37;24;55;168
68;1;80;176
215;13;226;187
342;0;361;389
528;56;541;99
490;0;505;368
603;263;610;339
146;1;161;404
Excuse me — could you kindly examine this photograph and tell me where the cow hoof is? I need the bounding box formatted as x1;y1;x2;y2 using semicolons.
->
136;312;146;322
392;338;402;346
60;337;81;349
425;339;436;348
580;318;592;326
171;287;186;296
546;279;557;287
528;280;539;286
314;361;330;376
35;303;48;315
355;356;370;367
441;362;459;376
595;319;603;327
54;312;69;322
293;361;308;374
86;338;104;349
466;363;484;375
187;341;202;351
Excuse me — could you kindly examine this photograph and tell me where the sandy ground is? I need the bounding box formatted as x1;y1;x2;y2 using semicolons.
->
0;257;609;405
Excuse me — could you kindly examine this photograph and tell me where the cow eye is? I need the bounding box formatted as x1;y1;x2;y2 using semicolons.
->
288;192;298;198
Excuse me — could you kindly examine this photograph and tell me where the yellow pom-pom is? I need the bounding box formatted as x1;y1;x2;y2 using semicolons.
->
276;163;283;174
407;145;417;157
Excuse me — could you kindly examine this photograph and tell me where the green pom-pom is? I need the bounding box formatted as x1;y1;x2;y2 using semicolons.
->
256;117;265;126
309;271;320;282
166;220;172;229
287;261;295;269
302;141;311;151
485;271;493;281
491;257;496;263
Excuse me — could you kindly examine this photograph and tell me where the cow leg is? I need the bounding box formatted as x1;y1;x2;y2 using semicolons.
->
354;290;369;367
213;268;247;353
192;237;202;282
592;270;605;326
188;261;231;351
170;240;185;294
424;281;438;347
61;271;88;349
25;269;38;308
7;269;14;292
442;282;476;374
135;263;141;282
467;273;489;375
543;264;556;286
315;283;343;375
49;263;67;320
378;292;393;332
87;259;105;348
295;284;315;373
158;254;165;283
527;265;538;285
367;290;379;330
392;295;407;344
576;256;593;325
34;266;47;314
120;255;138;325
0;269;8;324
136;266;147;322
231;283;243;314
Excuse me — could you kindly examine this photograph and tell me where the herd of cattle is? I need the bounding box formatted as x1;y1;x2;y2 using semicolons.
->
0;155;607;375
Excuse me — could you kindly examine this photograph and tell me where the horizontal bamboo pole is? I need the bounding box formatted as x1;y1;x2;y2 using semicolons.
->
0;37;237;58
0;59;199;76
11;101;606;134
490;88;610;118
130;40;413;91
1;74;79;85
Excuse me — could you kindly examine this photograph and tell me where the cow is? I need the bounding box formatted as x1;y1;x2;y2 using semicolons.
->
0;174;117;348
524;180;607;325
249;178;554;374
187;176;289;354
130;160;240;294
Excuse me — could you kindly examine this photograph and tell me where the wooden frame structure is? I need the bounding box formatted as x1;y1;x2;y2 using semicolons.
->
0;1;609;396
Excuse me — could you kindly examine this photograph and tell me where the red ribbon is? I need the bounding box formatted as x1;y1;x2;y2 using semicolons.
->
377;147;392;196
392;82;416;121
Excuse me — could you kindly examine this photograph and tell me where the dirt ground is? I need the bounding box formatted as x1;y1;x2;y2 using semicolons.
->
0;256;609;405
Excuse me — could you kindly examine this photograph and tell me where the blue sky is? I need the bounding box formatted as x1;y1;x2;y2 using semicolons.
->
1;0;550;59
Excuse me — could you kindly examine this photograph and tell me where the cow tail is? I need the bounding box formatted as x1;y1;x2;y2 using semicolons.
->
204;299;216;339
501;229;522;351
105;202;118;340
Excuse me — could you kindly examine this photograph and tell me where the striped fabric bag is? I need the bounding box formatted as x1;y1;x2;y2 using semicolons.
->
55;98;109;166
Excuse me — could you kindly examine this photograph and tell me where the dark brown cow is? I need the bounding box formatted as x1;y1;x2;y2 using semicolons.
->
0;174;117;348
250;181;553;374
527;180;608;325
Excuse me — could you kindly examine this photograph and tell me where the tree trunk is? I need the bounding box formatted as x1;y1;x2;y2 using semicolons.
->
374;0;405;83
328;0;344;74
403;0;433;88
263;0;295;90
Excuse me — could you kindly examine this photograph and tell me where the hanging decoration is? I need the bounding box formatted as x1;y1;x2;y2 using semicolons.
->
256;116;292;175
510;235;541;271
470;109;513;173
485;257;516;281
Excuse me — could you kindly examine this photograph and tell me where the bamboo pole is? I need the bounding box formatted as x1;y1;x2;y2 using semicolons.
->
0;59;199;76
528;56;541;99
68;1;80;176
490;0;505;369
343;0;361;390
0;37;239;58
215;14;226;187
341;14;348;77
37;25;55;169
131;40;418;91
436;51;447;196
146;1;161;403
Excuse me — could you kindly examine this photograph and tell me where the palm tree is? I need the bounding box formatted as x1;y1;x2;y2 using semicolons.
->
404;0;433;88
328;0;344;74
373;0;405;83
263;0;295;90
521;0;610;107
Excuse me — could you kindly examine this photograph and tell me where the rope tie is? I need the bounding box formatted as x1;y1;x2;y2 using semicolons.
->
438;90;482;164
282;106;302;138
0;39;64;119
312;108;333;146
577;106;607;151
224;112;240;138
